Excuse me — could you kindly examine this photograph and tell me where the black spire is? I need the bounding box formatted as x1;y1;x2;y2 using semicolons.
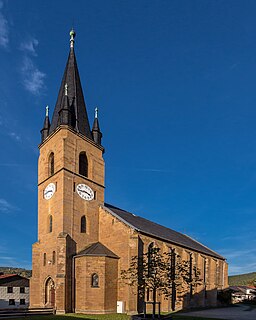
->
41;106;51;143
49;29;92;139
92;107;102;145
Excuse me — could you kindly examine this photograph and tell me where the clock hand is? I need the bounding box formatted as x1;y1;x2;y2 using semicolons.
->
77;188;91;196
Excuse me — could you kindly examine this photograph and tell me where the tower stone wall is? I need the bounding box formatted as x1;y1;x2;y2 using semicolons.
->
30;124;104;313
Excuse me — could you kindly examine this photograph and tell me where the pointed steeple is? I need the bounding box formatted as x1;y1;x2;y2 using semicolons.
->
92;107;102;145
41;106;51;143
49;29;92;139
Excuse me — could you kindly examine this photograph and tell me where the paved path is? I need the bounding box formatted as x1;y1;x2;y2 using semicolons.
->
176;304;256;320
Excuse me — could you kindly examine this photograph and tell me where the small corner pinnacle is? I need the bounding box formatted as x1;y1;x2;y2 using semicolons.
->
65;83;68;96
46;105;49;117
95;107;98;119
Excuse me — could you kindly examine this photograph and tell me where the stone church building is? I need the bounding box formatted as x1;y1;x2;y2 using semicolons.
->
30;30;228;314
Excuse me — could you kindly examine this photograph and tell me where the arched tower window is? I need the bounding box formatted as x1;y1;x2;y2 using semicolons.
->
48;215;53;233
52;251;56;265
91;273;99;287
43;253;46;266
79;152;88;177
49;152;54;176
81;215;86;233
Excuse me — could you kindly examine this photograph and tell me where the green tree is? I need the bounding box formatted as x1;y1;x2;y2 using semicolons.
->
121;246;201;318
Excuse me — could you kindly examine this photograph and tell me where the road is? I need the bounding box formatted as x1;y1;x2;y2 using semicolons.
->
175;304;256;320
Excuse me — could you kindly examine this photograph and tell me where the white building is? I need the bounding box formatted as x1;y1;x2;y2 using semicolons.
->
230;286;256;303
0;274;29;309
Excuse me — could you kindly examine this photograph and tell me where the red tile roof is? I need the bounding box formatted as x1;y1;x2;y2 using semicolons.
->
0;274;17;279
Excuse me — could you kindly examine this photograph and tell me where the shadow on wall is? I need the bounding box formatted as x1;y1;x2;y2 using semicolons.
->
143;287;226;316
180;287;220;310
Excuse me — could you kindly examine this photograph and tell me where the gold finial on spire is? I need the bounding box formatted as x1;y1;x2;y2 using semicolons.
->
65;83;68;96
95;107;98;119
46;105;49;117
70;28;76;48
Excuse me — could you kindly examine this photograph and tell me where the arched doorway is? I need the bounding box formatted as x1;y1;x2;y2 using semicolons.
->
45;277;55;307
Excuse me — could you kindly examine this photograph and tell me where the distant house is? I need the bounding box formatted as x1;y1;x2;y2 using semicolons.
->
0;274;29;309
229;286;256;303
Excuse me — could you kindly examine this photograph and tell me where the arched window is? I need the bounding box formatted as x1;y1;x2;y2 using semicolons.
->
52;251;56;265
49;152;54;176
146;242;154;301
170;248;176;311
170;248;176;280
49;215;53;233
91;273;99;287
189;253;193;297
148;242;154;276
81;215;86;233
43;253;46;266
203;257;207;284
79;152;88;177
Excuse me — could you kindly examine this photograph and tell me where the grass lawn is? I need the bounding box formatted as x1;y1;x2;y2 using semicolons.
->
6;314;130;320
6;314;227;320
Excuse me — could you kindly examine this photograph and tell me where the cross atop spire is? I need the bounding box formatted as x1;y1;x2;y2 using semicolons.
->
70;28;76;49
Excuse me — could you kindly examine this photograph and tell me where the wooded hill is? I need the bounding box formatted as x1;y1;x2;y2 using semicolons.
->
1;267;255;286
0;267;32;278
229;272;256;286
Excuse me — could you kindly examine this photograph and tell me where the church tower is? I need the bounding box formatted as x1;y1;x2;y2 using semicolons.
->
30;30;105;313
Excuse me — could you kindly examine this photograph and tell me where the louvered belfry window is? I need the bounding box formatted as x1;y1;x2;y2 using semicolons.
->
79;152;88;177
49;152;54;176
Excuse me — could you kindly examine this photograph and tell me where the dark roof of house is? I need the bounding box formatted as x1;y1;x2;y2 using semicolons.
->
229;286;256;293
104;203;225;260
76;242;119;259
0;274;29;287
49;38;92;139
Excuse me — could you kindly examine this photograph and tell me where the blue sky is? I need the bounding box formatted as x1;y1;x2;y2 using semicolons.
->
0;0;256;276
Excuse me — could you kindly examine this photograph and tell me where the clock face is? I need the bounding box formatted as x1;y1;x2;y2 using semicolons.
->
76;184;94;201
44;183;56;200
